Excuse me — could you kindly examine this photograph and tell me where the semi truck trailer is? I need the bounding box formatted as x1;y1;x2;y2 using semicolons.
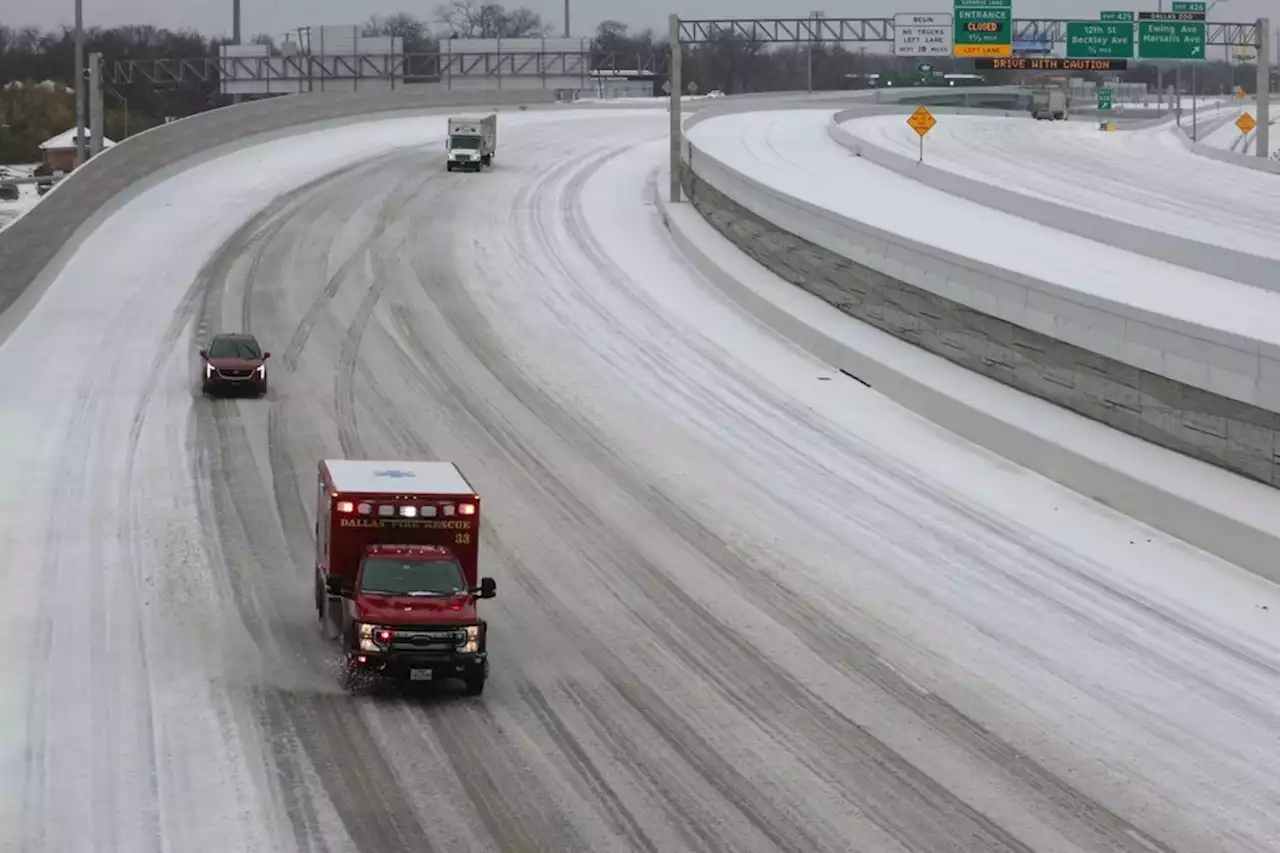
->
314;459;497;694
446;113;497;171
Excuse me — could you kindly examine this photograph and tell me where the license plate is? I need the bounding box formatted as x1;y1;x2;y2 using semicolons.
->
409;669;433;681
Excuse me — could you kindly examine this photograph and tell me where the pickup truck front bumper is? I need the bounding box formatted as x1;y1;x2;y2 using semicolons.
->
347;649;487;683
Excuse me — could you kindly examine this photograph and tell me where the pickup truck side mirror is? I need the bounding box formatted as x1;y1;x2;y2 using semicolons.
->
198;349;208;358
475;577;496;599
262;351;271;359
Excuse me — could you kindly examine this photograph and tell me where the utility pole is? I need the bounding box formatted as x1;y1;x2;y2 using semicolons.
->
563;0;569;37
73;0;86;167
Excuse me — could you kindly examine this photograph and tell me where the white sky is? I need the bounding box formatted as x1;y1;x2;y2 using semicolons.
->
2;0;1272;44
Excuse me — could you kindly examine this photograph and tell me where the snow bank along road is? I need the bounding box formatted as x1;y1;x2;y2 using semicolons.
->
3;106;1280;853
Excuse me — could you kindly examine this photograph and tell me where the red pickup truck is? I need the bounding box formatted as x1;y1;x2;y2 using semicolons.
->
314;459;497;695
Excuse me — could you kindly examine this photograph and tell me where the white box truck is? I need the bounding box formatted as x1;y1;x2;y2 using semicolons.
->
1031;87;1068;121
446;113;497;172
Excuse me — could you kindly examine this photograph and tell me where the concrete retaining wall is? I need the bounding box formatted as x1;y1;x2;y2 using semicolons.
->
679;130;1280;488
827;110;1278;292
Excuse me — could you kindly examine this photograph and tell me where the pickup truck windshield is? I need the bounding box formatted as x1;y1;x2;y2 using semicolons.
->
359;557;467;596
450;135;481;149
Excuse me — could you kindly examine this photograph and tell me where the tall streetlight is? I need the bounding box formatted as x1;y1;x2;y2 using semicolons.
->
73;0;86;166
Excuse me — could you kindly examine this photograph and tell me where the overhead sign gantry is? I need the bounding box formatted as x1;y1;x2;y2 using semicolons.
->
665;12;1271;202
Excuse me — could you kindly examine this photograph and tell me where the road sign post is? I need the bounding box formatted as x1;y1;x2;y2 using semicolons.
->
952;0;1012;57
1066;21;1135;59
907;106;936;163
894;13;954;56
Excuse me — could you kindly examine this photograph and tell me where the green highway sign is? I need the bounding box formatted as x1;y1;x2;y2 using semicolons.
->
1171;1;1205;12
1066;21;1135;58
1138;20;1206;59
953;0;1012;57
1100;11;1135;21
1098;88;1113;110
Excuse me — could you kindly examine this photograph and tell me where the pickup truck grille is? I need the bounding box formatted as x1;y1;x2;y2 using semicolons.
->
388;627;465;653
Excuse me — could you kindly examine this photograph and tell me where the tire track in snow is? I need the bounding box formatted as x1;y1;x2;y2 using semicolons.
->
185;157;454;853
389;125;1202;853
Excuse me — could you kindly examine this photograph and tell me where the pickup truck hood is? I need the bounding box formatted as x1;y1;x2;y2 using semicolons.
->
354;593;477;626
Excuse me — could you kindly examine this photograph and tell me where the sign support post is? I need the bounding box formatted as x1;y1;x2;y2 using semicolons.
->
906;107;936;163
1258;18;1271;160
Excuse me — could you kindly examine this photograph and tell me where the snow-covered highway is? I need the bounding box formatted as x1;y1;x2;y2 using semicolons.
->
2;105;1280;853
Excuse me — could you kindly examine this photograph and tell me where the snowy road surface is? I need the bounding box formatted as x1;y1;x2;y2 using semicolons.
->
2;107;1280;853
688;109;1280;343
839;111;1280;264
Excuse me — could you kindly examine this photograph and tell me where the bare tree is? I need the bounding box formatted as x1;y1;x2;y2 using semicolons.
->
433;0;552;39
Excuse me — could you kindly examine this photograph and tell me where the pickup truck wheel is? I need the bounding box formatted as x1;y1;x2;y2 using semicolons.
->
462;667;486;696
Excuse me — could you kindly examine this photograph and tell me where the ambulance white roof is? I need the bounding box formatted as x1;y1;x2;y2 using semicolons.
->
324;459;475;495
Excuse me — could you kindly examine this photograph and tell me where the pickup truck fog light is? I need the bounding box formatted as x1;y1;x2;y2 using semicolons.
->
457;625;480;654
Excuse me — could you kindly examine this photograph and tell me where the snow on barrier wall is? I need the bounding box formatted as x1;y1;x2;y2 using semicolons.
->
827;110;1279;293
678;110;1280;489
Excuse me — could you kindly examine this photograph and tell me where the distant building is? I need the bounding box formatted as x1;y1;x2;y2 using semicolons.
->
38;128;116;173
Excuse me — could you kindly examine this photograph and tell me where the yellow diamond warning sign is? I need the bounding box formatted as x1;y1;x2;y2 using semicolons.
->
1236;112;1257;134
907;106;937;137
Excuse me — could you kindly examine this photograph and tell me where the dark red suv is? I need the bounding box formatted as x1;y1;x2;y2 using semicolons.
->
200;333;270;397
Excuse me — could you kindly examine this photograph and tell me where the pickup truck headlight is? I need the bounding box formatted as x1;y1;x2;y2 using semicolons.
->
457;625;480;654
205;363;214;378
358;622;393;652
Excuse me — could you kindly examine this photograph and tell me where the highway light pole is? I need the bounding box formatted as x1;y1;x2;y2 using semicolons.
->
807;11;823;93
73;0;86;166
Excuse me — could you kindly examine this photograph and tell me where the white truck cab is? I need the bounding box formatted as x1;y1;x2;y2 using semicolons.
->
446;113;497;172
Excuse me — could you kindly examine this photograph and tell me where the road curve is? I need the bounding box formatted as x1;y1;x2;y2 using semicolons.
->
2;107;1280;853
